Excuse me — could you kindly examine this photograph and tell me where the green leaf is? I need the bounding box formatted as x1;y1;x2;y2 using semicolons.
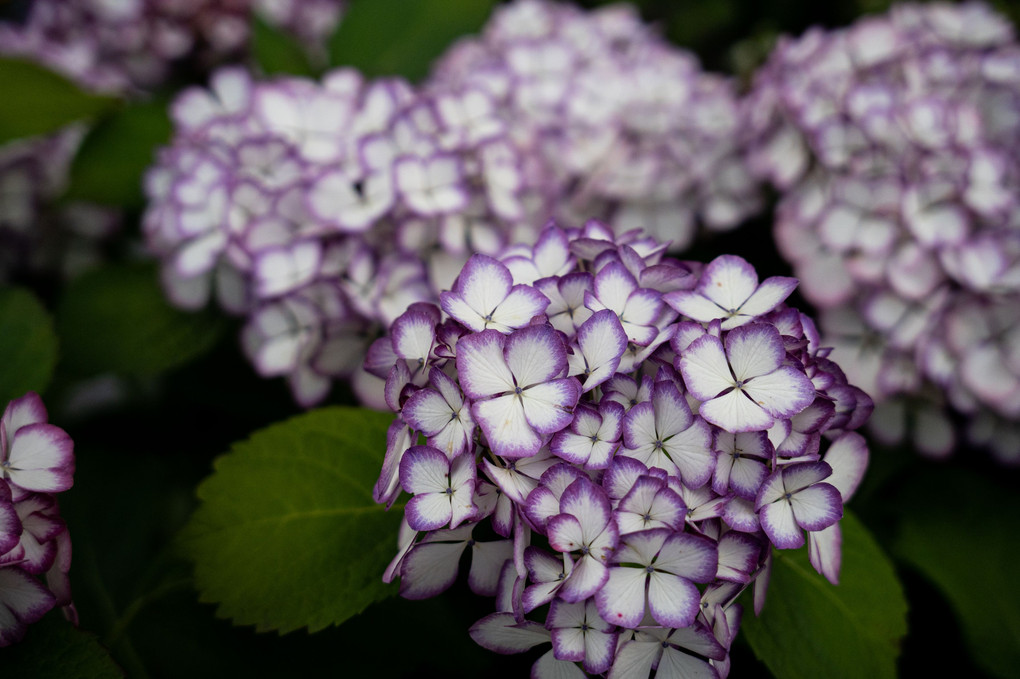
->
0;287;59;403
741;511;908;679
2;612;123;678
55;263;225;378
64;99;172;208
0;58;118;144
894;468;1020;678
179;407;402;633
327;0;495;82
252;14;315;77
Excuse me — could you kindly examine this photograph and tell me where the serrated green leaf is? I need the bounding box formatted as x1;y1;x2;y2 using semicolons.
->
179;407;402;634
0;287;58;403
894;469;1020;679
328;0;495;82
0;58;118;144
252;14;316;77
3;612;123;678
55;263;225;378
63;99;172;208
741;511;907;679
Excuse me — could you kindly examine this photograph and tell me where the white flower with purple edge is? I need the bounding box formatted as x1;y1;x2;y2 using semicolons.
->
372;221;873;676
457;325;581;459
0;393;77;647
680;322;816;433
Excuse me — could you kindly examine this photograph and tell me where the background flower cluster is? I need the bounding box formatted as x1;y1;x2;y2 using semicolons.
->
142;0;759;408
745;1;1020;463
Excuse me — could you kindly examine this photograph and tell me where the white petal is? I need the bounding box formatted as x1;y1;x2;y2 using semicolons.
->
474;395;541;459
699;390;773;433
679;336;735;401
596;567;648;628
456;331;515;399
743;367;815;419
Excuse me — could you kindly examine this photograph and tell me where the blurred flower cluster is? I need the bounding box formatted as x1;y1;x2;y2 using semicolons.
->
431;0;760;248
371;222;872;677
143;0;761;405
0;0;346;284
0;0;346;93
746;1;1020;463
0;393;76;646
0;125;119;281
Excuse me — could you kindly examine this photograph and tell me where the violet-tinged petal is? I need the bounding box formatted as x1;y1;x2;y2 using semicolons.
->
558;478;612;537
679;335;734;402
822;432;869;501
782;461;833;494
505;324;568;388
547;513;585;554
699;390;774;433
0;567;55;647
743;366;816;419
716;532;761;583
790;482;843;531
608;640;659;679
473;394;542;459
405;493;454;532
468;539;514;596
759;501;804;549
655;532;719;582
647;571;701;628
1;393;48;439
399;538;468;600
456;329;515;400
4;424;75;493
557;554;609;603
0;498;20;557
569;309;627;392
442;254;513;330
596;566;647;628
724;323;784;380
521;380;580;434
399;445;449;495
469;612;549;654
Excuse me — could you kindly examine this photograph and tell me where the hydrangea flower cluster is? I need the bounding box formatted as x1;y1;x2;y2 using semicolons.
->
0;0;346;93
427;0;761;250
0;392;77;646
371;222;872;677
148;0;767;403
744;2;1020;463
0;126;120;281
143;66;436;404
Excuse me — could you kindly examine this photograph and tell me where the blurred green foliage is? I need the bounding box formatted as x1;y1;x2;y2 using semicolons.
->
64;100;172;209
0;58;117;144
55;263;225;379
0;286;57;404
328;0;497;82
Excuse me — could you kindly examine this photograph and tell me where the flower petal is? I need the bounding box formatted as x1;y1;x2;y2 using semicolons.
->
456;330;515;399
647;571;701;628
596;567;648;628
6;424;74;493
